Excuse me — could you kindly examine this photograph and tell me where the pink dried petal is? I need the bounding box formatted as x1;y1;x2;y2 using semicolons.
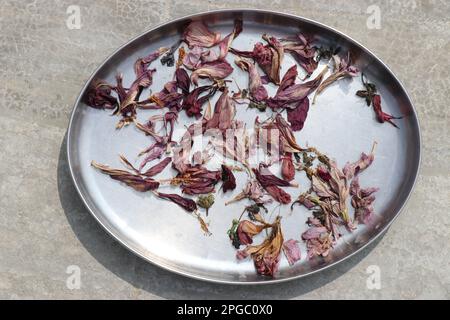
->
282;239;301;265
183;21;221;48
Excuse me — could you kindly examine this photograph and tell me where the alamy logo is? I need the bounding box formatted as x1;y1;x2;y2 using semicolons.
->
66;5;81;30
366;5;381;30
366;265;381;290
66;265;81;290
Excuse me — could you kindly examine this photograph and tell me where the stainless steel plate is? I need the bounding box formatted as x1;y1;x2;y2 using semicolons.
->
67;9;421;284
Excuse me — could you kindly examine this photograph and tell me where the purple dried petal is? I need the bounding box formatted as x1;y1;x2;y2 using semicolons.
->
157;192;197;212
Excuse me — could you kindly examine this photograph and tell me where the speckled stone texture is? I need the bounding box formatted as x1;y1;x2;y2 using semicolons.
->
0;0;448;299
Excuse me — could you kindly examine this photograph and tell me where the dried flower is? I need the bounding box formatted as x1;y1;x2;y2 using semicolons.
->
237;220;271;246
350;176;379;224
281;153;295;181
91;161;160;192
156;192;197;212
313;53;359;103
267;66;327;110
237;216;284;277
372;94;402;128
174;165;221;195
221;164;237;193
234;57;268;102
142;157;172;177
85;81;117;109
182;85;216;118
190;60;233;85
286;97;309;131
302;225;333;259
265;185;292;204
197;193;215;216
231;34;284;84
175;68;191;95
356;74;402;128
343;142;377;180
183;21;221;48
203;87;236;131
281;33;318;77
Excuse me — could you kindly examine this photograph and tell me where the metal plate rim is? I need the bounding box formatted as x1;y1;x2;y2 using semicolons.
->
66;8;422;285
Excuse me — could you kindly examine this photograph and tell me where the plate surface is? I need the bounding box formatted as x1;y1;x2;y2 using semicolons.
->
67;9;421;284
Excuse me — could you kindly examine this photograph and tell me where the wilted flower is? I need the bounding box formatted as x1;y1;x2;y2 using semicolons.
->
203;87;236;131
356;74;402;128
267;65;327;110
253;163;294;204
173;165;221;195
286;97;309;131
182;85;216;118
238;216;284;277
372;94;402;128
237;220;271;246
156;192;197;212
141;157;172;177
91;160;160;192
231;34;284;84
183;21;221;48
281;33;318;77
175;68;191;95
234;57;268;102
85;81;117;109
313;53;359;103
343;142;377;180
257;114;305;154
281;153;295;181
221;164;237;193
190;60;233;85
350;177;379;224
302;219;333;259
264;185;291;204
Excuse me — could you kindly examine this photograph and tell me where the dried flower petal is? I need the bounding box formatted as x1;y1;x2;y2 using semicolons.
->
265;185;292;204
156;192;197;212
237;220;270;246
91;161;160;192
142;157;172;177
182;85;216;118
85;81;117;109
183;21;221;48
313;53;359;103
282;239;301;265
286;97;309;131
239;216;284;277
175;68;191;94
282;33;318;77
190;60;233;85
372;94;402;128
231;34;284;84
221;164;237;193
204;87;236;131
281;153;295;181
235;57;268;102
350;177;379;224
253;163;292;188
267;66;327;110
301;224;333;259
343;142;376;180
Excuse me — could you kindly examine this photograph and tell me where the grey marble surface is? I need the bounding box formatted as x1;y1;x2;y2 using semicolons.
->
0;0;448;299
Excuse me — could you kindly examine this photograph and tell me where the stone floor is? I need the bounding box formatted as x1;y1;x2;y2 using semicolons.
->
0;0;448;299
